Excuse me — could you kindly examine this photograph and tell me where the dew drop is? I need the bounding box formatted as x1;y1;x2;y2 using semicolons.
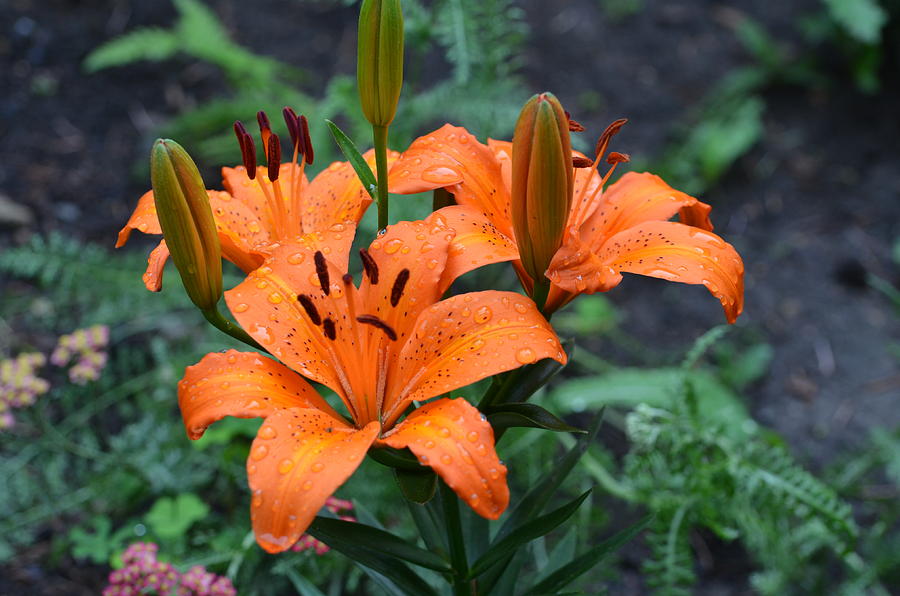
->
259;425;277;439
288;252;305;265
516;348;536;364
383;238;404;254
311;462;324;472
251;444;269;461
232;302;249;313
441;454;452;465
474;306;493;323
466;431;479;443
439;427;451;438
268;292;283;304
424;440;436;449
513;303;528;314
302;480;313;491
278;458;294;474
422;166;460;184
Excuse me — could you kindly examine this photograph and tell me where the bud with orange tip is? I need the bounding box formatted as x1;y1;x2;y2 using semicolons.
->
510;93;574;308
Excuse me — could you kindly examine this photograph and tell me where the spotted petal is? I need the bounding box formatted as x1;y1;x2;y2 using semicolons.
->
380;398;509;519
248;409;379;553
178;349;341;440
383;290;566;426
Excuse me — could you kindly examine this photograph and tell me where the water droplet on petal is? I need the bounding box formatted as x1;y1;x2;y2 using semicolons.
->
259;425;277;439
278;458;294;474
422;166;460;185
439;427;451;438
233;303;249;313
474;306;492;323
251;444;269;461
516;348;536;364
466;431;479;443
424;440;435;449
383;238;404;254
288;252;305;265
441;454;452;465
311;462;324;472
268;292;283;304
302;480;313;491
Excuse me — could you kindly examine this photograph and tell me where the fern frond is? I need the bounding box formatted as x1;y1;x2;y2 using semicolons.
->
83;29;179;72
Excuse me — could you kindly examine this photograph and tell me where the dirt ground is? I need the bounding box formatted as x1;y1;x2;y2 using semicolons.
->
2;0;899;593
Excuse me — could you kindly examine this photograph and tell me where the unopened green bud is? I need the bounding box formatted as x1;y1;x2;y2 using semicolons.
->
150;139;222;311
357;0;404;127
511;93;574;293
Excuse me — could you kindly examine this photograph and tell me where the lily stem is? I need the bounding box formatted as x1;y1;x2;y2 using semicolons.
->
373;124;390;231
531;277;551;316
202;306;268;353
440;481;472;596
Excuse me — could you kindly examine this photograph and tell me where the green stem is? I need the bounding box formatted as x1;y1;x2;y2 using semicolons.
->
531;277;551;316
201;307;267;352
440;481;472;596
374;124;390;231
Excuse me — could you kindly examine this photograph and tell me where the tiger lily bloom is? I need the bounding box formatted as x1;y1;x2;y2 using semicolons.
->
116;109;397;291
388;122;744;321
178;208;566;553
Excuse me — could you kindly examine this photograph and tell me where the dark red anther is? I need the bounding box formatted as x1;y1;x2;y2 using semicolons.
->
257;110;271;133
342;273;354;286
323;318;337;340
282;106;301;151
267;133;281;181
390;269;410;307
234;121;256;179
594;118;628;160
565;110;585;132
314;251;330;295
572;156;594;168
356;315;397;341
606;151;631;165
359;248;379;285
297;294;322;326
299;115;314;165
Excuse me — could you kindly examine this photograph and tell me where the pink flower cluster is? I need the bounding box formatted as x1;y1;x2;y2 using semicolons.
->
292;497;355;555
103;542;236;596
0;352;50;429
51;324;109;384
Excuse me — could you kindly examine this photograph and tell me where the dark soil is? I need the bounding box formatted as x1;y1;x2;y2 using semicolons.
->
2;0;899;593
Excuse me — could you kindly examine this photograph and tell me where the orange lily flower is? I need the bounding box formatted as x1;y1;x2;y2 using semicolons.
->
178;208;566;553
116;109;397;291
388;124;744;321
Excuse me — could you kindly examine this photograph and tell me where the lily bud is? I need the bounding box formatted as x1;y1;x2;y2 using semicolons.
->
357;0;404;127
150;139;223;311
511;93;574;290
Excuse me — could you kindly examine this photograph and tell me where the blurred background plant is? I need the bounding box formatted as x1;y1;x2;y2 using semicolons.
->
2;0;900;593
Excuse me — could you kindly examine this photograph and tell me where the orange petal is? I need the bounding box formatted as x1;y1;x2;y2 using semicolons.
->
380;397;509;519
224;237;360;405
581;172;714;243
302;149;395;235
601;221;743;322
178;349;341;440
207;189;270;256
142;240;170;292
390;125;513;237
383;290;566;425
248;409;378;553
550;221;744;323
431;205;519;295
116;190;161;247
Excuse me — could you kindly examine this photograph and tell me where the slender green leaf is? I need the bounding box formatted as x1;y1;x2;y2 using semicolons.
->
468;490;592;578
524;514;654;595
308;517;451;573
394;468;438;504
486;402;585;434
495;411;603;543
326;119;378;199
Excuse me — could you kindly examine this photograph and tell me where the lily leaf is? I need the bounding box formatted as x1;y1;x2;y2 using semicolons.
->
369;445;424;471
524;514;654;595
325;119;378;199
394;468;438;504
468;489;592;578
486;402;585;434
308;516;451;574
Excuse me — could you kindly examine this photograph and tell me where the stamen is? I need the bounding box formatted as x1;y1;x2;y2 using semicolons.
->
314;251;330;295
323;318;337;340
282;106;301;153
359;249;379;284
572;156;594;168
296;294;322;325
356;315;398;341
594;118;628;160
565;110;585;132
342;273;354;285
257;110;272;156
267;133;282;181
233;121;257;179
606;151;630;165
299;115;314;165
390;269;410;307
